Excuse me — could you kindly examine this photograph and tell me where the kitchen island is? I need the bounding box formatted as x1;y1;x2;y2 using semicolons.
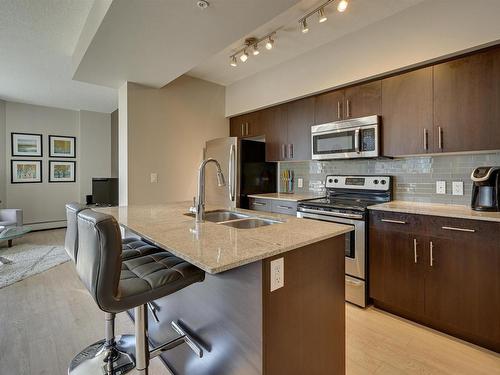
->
97;202;352;375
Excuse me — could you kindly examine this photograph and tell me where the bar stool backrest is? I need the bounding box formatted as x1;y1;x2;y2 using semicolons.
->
64;202;86;263
76;209;123;312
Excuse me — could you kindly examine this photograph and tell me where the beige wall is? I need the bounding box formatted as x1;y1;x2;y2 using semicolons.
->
226;0;500;116
3;102;111;228
111;109;118;177
121;76;227;205
0;100;5;208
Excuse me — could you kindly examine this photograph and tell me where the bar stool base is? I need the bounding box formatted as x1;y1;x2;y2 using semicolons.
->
68;335;135;375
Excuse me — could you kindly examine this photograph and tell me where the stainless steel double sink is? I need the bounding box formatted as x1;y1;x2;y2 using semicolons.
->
185;209;282;229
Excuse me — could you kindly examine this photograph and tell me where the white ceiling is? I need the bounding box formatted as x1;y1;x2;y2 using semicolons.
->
72;0;301;89
0;0;118;113
188;0;426;86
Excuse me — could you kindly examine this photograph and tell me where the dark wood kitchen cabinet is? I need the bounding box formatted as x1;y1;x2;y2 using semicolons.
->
286;97;314;160
229;111;264;138
262;105;288;161
381;67;434;156
369;210;500;352
433;47;500;153
314;81;381;124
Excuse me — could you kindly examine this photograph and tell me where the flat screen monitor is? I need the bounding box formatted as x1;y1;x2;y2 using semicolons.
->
92;178;118;206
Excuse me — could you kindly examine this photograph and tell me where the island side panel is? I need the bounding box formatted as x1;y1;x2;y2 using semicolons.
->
262;236;346;375
143;261;263;375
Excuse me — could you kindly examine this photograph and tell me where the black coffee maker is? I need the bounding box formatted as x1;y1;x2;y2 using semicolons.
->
471;166;500;211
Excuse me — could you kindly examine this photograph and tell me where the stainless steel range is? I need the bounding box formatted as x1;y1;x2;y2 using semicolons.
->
297;175;392;307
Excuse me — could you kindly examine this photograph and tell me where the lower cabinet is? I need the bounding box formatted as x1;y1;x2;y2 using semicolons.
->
369;211;500;352
248;198;297;216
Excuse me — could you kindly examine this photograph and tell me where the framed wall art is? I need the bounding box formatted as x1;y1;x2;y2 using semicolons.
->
49;160;76;183
11;132;43;157
11;160;42;183
49;135;76;158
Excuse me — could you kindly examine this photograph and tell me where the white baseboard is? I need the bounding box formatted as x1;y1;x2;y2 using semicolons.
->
28;221;67;231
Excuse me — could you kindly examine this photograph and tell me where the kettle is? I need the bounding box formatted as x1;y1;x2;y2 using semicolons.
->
470;166;500;211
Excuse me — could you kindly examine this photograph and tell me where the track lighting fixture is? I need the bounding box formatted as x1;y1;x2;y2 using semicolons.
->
265;36;274;50
318;8;327;23
252;44;260;56
240;49;248;62
230;56;237;67
337;0;348;12
301;19;309;33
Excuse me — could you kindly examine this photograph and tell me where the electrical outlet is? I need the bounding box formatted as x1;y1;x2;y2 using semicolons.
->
436;181;446;194
270;257;284;292
150;173;158;183
452;181;464;196
297;178;303;188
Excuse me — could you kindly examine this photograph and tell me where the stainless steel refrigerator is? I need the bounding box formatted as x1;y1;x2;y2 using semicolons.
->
204;137;277;209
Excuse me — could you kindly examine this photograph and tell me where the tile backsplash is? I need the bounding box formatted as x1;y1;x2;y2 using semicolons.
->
280;152;500;205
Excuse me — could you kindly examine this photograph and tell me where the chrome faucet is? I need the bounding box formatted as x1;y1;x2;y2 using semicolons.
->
190;158;226;223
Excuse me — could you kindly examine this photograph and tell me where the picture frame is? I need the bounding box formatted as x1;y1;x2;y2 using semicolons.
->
49;160;76;183
11;160;43;184
49;135;76;158
11;132;43;157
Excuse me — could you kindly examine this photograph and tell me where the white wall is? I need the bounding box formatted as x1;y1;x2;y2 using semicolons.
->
0;100;6;208
111;109;118;178
118;82;128;206
119;76;227;205
79;110;111;203
226;0;500;116
3;102;111;228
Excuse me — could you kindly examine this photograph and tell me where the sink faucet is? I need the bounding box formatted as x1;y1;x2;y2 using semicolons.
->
190;158;226;223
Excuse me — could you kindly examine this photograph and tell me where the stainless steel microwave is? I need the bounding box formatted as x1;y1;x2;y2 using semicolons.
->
311;115;380;160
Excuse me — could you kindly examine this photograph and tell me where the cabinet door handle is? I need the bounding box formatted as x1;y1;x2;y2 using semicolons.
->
346;99;351;118
288;144;294;159
413;238;418;263
441;226;475;233
423;128;428;150
246;122;249;136
277;205;292;210
241;123;244;136
430;241;434;267
438;126;443;150
253;202;266;206
337;101;342;120
381;219;407;224
281;144;286;159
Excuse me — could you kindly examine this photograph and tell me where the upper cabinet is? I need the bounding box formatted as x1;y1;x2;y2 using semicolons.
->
286;97;315;161
314;81;381;125
262;105;288;162
434;48;500;153
381;67;434;156
229;111;265;138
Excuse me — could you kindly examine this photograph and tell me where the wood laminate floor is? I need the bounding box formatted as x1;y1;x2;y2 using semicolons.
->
0;229;499;375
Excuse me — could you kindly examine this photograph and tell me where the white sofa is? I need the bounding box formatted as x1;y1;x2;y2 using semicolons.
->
0;209;23;228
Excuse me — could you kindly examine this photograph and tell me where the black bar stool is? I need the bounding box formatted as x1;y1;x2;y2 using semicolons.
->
68;209;205;374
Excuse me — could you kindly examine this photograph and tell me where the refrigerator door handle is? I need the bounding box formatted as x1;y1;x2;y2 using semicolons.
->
229;144;236;201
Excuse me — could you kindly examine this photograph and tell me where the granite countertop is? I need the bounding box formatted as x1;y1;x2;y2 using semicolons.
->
96;202;352;274
369;200;500;223
247;192;324;202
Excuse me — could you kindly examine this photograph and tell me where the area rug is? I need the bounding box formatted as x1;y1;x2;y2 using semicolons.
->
0;244;69;289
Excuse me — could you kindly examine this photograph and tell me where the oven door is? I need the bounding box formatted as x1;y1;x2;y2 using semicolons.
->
296;210;365;279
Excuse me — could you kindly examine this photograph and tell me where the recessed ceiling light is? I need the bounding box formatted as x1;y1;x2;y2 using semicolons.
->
337;0;348;12
318;8;327;23
301;19;309;33
197;0;209;9
230;56;237;67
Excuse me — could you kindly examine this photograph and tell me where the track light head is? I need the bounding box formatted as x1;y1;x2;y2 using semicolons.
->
265;36;274;50
337;0;348;12
252;44;260;56
318;8;327;23
301;19;309;33
240;49;248;62
230;56;237;67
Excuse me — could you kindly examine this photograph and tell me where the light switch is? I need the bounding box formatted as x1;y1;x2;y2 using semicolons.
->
452;181;464;196
436;181;446;195
270;257;284;292
297;178;303;188
150;173;158;183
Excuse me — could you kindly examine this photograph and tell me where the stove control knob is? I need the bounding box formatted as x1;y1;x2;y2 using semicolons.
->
381;180;387;185
328;178;333;184
373;179;379;185
333;178;339;183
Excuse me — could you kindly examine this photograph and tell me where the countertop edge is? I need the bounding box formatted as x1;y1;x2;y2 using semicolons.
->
123;223;353;274
368;203;500;223
247;194;323;202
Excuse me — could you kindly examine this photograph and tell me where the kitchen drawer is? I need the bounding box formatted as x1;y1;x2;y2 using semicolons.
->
272;200;297;216
249;198;272;212
369;211;420;233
